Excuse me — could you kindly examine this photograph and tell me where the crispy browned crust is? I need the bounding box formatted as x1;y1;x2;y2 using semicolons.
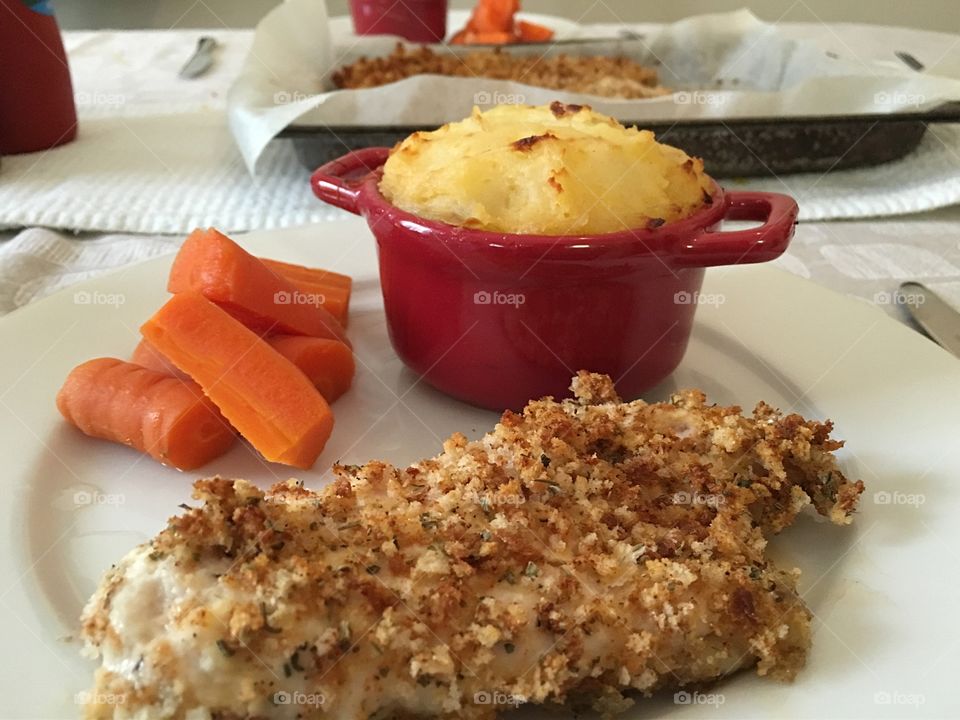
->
81;372;862;719
332;44;671;99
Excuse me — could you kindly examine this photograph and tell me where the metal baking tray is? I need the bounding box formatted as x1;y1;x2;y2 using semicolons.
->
281;102;960;178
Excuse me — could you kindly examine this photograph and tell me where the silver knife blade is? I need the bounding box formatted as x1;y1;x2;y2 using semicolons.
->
895;50;925;72
179;36;218;80
899;281;960;358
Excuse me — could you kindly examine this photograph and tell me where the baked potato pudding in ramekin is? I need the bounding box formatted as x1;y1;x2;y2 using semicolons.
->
379;103;713;235
311;103;798;410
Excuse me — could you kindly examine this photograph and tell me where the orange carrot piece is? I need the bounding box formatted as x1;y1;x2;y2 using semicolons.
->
260;258;352;291
293;281;350;327
257;262;351;327
452;0;519;43
516;20;553;42
253;268;350;328
139;333;354;405
141;292;334;469
472;0;518;33
460;30;516;44
261;259;352;323
56;358;235;470
168;228;350;347
132;338;189;379
267;336;355;403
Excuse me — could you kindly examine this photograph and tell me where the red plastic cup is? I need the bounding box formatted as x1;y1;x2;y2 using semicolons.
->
0;0;77;154
349;0;448;43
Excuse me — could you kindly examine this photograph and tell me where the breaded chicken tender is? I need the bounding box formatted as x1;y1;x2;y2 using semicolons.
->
81;373;862;719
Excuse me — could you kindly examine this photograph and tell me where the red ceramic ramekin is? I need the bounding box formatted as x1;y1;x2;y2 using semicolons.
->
312;147;798;411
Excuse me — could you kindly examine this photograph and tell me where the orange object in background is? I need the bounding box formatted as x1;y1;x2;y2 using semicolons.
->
141;292;335;469
450;0;553;44
0;0;78;154
56;358;235;470
471;0;518;33
516;19;554;42
168;229;351;347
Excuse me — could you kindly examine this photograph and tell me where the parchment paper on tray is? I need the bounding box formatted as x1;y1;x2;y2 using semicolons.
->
227;0;960;174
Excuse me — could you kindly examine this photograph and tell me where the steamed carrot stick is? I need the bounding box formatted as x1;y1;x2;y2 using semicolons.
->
167;228;350;347
260;258;352;291
260;258;352;326
139;334;355;406
141;292;335;469
267;336;355;403
268;275;350;327
516;20;554;42
313;285;351;327
56;358;235;470
132;338;189;379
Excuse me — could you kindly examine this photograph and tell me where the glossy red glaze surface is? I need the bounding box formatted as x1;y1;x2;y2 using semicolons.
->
349;0;447;42
312;147;798;410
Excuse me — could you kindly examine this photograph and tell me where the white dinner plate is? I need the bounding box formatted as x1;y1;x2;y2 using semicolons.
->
1;219;958;719
327;10;583;43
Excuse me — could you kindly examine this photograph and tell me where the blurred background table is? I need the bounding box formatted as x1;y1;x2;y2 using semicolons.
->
50;0;960;35
2;6;960;351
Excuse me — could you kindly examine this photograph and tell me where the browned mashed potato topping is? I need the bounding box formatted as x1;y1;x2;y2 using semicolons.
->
379;103;714;235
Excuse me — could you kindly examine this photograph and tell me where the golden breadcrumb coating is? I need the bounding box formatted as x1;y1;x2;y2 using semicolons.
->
81;373;862;719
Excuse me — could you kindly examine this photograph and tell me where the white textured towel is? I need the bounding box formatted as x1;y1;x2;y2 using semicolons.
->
0;228;178;314
744;124;960;221
0;114;349;234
